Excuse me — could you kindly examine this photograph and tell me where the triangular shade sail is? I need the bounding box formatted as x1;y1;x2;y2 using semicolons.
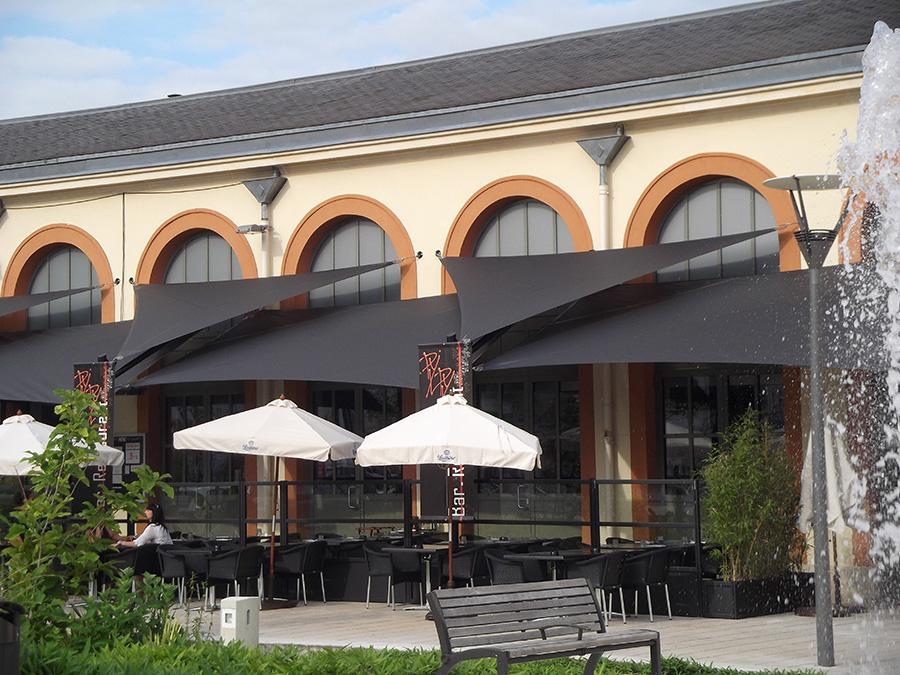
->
0;413;124;474
355;393;541;471
134;294;461;389
442;230;773;340
0;286;99;318
0;321;132;402
173;397;362;462
481;266;887;371
115;262;394;369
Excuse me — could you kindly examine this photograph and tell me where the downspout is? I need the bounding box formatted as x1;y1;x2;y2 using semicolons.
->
577;126;629;532
242;167;287;280
242;169;288;504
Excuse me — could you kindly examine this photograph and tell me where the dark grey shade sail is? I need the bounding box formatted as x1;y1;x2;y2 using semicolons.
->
442;230;773;340
0;321;132;402
133;294;461;389
115;262;394;369
480;265;887;372
0;286;98;318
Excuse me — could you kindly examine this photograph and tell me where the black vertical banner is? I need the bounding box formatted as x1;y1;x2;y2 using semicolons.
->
417;341;475;520
73;361;115;495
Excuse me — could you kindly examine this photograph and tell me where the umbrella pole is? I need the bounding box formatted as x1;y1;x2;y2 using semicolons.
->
446;466;454;588
268;457;279;599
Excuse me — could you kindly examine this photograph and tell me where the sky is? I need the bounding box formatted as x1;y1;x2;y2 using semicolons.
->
0;0;762;121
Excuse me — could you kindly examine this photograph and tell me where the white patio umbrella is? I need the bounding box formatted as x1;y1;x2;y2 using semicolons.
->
0;412;124;475
355;393;541;471
355;393;542;586
172;396;361;462
799;425;865;535
172;396;363;584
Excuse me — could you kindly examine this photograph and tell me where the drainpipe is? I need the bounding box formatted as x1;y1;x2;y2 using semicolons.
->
577;126;629;532
241;169;288;496
242;167;287;279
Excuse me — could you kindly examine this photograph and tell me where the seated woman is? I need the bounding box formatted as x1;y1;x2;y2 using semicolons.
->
118;503;173;548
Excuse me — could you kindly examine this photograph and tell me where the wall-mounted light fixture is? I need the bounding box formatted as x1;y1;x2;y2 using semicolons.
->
236;223;271;235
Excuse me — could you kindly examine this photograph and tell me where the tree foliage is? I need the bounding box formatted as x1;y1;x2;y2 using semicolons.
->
701;409;801;581
0;388;173;647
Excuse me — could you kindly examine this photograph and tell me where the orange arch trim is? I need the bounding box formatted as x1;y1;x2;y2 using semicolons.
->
282;195;417;302
135;209;258;284
2;224;116;329
624;153;800;270
442;176;592;293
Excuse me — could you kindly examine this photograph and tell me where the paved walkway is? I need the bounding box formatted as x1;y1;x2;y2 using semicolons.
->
184;599;900;674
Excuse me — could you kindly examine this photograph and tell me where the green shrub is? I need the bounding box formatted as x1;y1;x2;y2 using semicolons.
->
0;388;172;650
701;410;801;581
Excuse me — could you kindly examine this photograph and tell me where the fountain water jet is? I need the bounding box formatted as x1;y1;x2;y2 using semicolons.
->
831;26;900;666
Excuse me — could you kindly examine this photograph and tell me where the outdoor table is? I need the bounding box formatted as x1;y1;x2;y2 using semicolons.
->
597;542;666;552
503;549;594;581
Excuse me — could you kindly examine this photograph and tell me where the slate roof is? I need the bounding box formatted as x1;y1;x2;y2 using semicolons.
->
0;0;897;184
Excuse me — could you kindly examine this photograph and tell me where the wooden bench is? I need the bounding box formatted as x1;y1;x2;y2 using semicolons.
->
426;578;661;675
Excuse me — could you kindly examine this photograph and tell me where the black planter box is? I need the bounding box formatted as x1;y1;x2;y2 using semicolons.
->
702;577;795;619
789;571;816;609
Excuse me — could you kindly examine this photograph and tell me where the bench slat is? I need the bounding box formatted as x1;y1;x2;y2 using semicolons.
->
445;613;603;638
441;594;596;618
449;619;604;647
436;584;589;608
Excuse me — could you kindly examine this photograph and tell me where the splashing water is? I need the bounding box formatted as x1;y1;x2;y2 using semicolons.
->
836;20;900;602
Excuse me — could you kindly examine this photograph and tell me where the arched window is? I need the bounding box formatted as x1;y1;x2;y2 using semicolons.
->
162;232;243;484
474;199;574;257
307;217;402;489
164;232;241;283
27;245;100;329
309;217;400;308
656;179;784;482
473;199;579;482
656;179;778;281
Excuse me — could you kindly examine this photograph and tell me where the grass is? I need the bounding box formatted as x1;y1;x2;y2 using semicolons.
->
22;642;823;675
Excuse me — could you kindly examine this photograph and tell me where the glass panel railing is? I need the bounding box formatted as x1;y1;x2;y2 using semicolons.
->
282;480;406;539
595;478;698;545
162;482;242;540
473;479;587;541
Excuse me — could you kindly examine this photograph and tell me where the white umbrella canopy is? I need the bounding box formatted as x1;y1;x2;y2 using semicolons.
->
172;397;362;461
0;413;124;475
356;394;542;471
799;425;866;535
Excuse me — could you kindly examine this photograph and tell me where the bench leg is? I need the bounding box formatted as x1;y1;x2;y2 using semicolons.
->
496;654;510;675
583;651;604;674
649;639;662;675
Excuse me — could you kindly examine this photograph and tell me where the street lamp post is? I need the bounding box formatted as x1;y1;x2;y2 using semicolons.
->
764;174;843;667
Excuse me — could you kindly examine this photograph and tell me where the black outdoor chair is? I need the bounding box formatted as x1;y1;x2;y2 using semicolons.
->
566;554;607;588
274;540;328;605
483;549;544;585
387;548;425;609
100;544;160;591
600;550;629;624
620;548;672;622
363;544;393;608
206;544;264;608
566;552;628;623
157;545;187;605
439;546;488;588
